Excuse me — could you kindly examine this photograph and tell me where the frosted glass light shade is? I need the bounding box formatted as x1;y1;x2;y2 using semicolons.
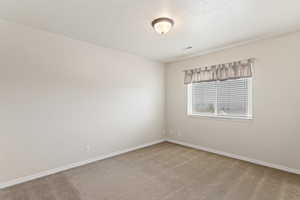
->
151;18;174;35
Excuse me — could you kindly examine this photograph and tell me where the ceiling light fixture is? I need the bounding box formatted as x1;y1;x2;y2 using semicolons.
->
151;17;174;35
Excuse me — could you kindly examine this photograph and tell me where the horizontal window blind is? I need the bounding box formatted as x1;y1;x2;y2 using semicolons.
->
192;81;216;114
217;78;249;116
189;78;252;118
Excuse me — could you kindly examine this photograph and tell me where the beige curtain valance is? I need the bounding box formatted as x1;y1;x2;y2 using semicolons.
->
184;58;254;84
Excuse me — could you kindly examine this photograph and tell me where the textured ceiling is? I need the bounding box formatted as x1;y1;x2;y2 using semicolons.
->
0;0;300;62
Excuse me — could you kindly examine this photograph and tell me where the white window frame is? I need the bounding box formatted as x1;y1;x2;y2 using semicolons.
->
187;78;253;120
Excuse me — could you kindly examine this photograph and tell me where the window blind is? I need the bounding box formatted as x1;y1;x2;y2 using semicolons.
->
191;81;216;114
217;78;249;117
189;78;252;118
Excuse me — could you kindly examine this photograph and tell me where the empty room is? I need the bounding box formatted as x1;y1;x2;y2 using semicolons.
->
1;0;300;199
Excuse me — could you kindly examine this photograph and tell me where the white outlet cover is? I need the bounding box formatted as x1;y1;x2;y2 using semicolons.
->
85;145;91;152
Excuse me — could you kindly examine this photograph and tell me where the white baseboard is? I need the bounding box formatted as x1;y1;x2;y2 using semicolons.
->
3;138;298;189
0;139;165;189
167;139;300;175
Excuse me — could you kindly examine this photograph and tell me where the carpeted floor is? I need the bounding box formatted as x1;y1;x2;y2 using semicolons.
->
1;142;300;200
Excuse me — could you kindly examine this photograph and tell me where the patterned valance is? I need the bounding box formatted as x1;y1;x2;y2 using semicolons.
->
184;58;254;84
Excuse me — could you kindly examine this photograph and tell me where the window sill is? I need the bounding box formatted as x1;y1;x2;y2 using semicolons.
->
187;113;253;120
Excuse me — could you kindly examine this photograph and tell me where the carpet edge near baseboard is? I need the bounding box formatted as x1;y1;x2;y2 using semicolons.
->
0;139;165;189
166;139;300;175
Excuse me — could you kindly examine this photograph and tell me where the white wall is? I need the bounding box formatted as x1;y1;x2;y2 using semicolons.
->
0;20;164;183
166;32;300;170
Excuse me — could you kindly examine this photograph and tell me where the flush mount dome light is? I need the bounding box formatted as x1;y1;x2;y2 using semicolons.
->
151;17;174;35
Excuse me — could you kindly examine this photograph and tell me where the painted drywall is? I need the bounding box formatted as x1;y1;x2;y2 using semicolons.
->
0;19;164;183
165;31;300;170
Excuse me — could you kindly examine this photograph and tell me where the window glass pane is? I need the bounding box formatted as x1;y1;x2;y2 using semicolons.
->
191;82;216;114
217;78;249;116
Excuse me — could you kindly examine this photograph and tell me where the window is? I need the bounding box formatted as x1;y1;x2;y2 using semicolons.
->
187;78;252;119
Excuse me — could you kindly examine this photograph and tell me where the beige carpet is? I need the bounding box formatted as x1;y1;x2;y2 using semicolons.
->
1;142;300;200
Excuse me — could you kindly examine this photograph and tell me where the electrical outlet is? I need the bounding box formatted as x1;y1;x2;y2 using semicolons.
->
85;145;91;153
